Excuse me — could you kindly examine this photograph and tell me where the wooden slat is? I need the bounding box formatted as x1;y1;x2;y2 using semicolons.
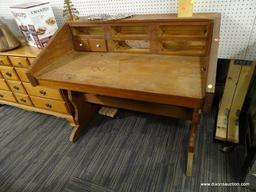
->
227;62;256;143
84;94;193;120
216;61;241;141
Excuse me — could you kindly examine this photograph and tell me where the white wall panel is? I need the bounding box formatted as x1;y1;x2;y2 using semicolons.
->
0;0;255;60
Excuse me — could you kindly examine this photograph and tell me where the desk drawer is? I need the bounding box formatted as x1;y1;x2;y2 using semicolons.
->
0;66;19;81
9;56;30;68
0;90;16;102
31;96;68;113
15;93;33;106
7;80;26;94
74;38;107;52
15;68;29;82
0;79;10;91
23;82;62;100
0;56;11;66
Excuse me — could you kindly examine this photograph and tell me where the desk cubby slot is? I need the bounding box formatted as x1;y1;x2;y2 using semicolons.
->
111;25;149;37
112;40;150;53
71;26;104;36
159;24;208;37
160;39;206;56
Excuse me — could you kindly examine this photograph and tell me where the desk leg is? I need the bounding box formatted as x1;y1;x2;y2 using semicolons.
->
68;91;95;143
186;108;201;176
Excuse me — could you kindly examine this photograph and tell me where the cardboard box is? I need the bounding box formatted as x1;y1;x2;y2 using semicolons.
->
10;2;58;48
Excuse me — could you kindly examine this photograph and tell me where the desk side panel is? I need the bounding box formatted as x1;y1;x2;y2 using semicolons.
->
206;15;221;93
203;15;221;112
27;23;74;86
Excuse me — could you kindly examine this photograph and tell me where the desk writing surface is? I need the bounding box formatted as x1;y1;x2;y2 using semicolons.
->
35;51;203;99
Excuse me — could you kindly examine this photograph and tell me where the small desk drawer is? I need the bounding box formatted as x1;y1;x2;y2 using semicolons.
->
23;82;62;100
89;39;107;52
15;93;33;106
0;90;16;102
7;80;26;94
9;56;30;68
15;68;29;82
74;38;107;52
0;56;11;66
0;79;10;91
0;66;19;81
31;96;68;113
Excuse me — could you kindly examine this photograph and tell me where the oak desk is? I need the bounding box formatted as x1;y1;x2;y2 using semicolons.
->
27;13;221;176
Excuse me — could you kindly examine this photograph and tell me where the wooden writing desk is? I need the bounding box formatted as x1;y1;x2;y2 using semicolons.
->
27;13;221;176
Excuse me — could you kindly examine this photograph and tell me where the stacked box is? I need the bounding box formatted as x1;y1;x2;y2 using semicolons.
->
10;2;58;48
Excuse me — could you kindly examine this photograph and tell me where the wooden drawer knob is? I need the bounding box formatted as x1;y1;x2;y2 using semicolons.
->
13;86;20;90
40;90;47;95
45;103;52;108
207;84;213;89
0;94;3;98
21;99;26;103
6;72;12;77
79;43;83;47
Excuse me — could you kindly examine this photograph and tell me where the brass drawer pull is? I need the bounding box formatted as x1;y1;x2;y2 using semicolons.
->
0;94;3;98
13;86;20;90
40;90;47;95
96;44;101;48
6;72;12;77
20;99;26;103
45;103;52;108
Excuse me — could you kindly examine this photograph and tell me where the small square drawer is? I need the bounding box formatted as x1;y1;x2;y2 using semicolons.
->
0;79;10;91
23;82;62;100
15;68;29;82
30;96;68;114
9;56;30;68
7;80;26;94
0;90;16;102
89;39;107;52
73;38;90;51
0;56;11;66
0;66;19;81
73;38;107;52
15;93;33;106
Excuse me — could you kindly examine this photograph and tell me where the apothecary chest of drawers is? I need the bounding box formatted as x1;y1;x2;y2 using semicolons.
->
0;44;74;125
